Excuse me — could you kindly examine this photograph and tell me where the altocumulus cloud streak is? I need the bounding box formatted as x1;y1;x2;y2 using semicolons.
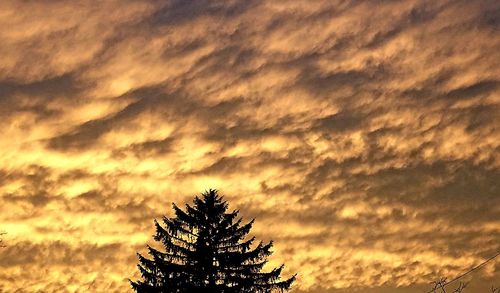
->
0;0;499;292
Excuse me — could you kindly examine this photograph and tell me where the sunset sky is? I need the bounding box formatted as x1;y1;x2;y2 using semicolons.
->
0;0;499;292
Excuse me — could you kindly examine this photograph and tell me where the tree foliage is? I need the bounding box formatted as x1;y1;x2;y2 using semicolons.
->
0;232;5;248
131;189;296;292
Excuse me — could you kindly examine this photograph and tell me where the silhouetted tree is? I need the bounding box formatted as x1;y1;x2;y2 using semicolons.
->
131;189;296;292
0;232;5;248
430;278;468;293
429;278;499;293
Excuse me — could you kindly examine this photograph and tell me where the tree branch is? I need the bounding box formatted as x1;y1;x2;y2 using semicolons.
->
0;232;6;248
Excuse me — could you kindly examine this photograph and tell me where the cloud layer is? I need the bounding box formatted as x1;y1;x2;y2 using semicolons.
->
0;0;499;292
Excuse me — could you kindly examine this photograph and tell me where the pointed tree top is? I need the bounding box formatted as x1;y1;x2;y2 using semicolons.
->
202;188;222;201
131;189;296;292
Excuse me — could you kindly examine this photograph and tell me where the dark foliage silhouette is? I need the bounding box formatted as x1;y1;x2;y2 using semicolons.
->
427;251;500;293
429;278;498;293
130;189;296;292
430;278;467;293
0;232;5;248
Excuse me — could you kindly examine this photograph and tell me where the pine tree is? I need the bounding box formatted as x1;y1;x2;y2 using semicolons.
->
131;189;296;292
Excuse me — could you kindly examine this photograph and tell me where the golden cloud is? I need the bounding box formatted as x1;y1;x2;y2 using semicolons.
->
0;0;499;292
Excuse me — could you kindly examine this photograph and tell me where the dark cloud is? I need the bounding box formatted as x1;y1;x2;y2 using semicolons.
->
112;137;175;159
150;0;259;25
0;74;79;120
444;80;499;101
0;241;124;267
314;111;369;133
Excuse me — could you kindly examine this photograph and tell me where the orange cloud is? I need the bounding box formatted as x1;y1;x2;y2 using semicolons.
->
0;0;499;292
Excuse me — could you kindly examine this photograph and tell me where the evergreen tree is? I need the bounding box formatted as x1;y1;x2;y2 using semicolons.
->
131;189;296;292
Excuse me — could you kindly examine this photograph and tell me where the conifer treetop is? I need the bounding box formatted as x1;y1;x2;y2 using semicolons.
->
131;189;296;292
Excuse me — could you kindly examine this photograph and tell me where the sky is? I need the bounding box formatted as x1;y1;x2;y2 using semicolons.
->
0;0;499;292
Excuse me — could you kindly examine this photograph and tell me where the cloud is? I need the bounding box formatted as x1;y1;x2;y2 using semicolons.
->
0;0;499;292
